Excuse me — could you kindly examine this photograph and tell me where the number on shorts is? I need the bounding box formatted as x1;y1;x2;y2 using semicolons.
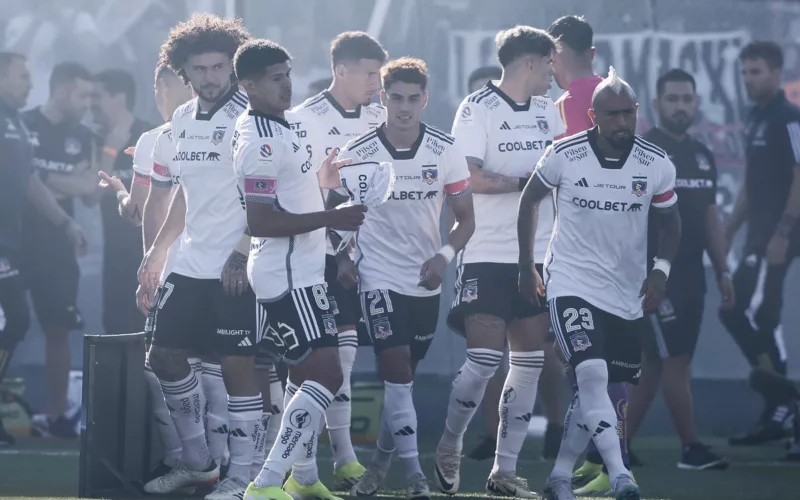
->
266;322;299;350
157;282;175;310
563;307;594;332
367;289;394;316
311;284;329;310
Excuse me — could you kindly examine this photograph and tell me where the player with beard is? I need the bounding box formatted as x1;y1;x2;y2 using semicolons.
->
138;15;260;499
283;32;388;488
519;68;681;500
624;69;730;471
230;39;366;500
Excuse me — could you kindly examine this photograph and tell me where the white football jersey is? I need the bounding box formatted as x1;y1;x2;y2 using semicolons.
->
288;91;386;255
150;87;249;280
536;129;678;320
132;122;167;185
148;124;183;284
338;123;471;297
452;82;565;264
233;109;326;301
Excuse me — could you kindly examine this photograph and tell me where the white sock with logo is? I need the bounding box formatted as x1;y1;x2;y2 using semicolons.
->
264;367;285;447
159;371;213;471
227;395;262;482
551;393;592;479
144;360;182;467
372;404;396;470
383;381;422;480
327;330;358;469
201;362;229;467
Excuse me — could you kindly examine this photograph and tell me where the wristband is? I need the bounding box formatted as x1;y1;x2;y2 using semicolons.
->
652;258;671;279
103;146;119;158
436;244;456;264
234;234;251;255
518;177;528;191
116;189;127;202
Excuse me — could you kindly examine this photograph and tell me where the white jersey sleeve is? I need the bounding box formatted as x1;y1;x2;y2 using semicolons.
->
443;137;472;196
234;125;284;205
149;127;176;189
451;98;488;166
532;99;566;263
132;125;163;186
534;144;562;189
650;157;678;211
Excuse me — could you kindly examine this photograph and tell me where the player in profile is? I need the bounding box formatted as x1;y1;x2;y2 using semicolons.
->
137;15;260;499
230;38;367;500
434;26;564;498
287;30;388;488
517;68;681;500
335;57;475;499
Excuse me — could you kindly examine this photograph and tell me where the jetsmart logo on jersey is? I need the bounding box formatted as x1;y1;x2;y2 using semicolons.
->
572;197;642;212
498;140;551;152
390;190;438;201
500;121;538;131
173;151;221;162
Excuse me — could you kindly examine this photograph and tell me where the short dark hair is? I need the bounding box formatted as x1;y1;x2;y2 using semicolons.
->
468;66;502;89
739;41;783;70
656;68;696;96
160;13;251;84
49;62;92;94
234;39;292;81
95;69;136;110
381;57;428;91
330;31;388;67
548;15;593;53
495;26;556;67
0;52;25;76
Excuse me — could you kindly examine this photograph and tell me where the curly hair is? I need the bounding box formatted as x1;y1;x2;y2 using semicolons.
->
381;57;428;91
159;13;251;84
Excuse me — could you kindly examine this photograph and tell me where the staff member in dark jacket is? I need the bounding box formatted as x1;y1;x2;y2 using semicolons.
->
722;41;800;447
0;52;87;445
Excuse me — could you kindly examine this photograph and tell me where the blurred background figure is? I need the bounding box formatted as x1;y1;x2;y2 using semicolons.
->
307;77;333;99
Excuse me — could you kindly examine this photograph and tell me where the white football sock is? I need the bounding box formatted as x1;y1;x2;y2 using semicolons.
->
281;381;320;486
575;359;628;481
144;360;182;467
372;404;395;470
226;395;262;482
159;371;213;471
251;411;268;481
201;362;229;467
383;381;422;480
327;330;358;469
551;393;592;479
440;348;503;451
255;381;333;488
264;367;284;447
492;350;544;476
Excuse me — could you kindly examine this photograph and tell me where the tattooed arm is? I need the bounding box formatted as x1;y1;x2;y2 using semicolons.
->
221;227;251;296
467;163;526;194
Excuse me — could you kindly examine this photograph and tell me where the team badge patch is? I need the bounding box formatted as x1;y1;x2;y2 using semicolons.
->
372;319;393;340
569;332;592;352
461;283;478;303
329;297;339;316
422;169;438;185
212;127;226;145
631;179;648;197
64;137;82;155
260;144;272;157
461;105;472;119
537;119;550;134
322;314;337;335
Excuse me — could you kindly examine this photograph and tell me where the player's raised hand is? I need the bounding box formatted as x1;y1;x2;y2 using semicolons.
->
221;250;249;296
317;147;352;190
337;254;359;289
326;204;367;231
418;254;448;291
518;262;544;306
639;269;667;311
98;171;127;193
139;246;168;295
124;146;135;157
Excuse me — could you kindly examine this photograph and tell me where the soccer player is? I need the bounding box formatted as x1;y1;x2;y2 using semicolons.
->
434;26;564;498
287;31;387;487
721;41;800;447
22;62;94;438
229;38;366;500
0;52;87;445
518;68;680;500
337;57;475;499
623;69;730;471
138;15;260;498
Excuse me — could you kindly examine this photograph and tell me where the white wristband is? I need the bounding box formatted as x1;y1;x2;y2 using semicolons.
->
234;234;251;255
652;258;671;279
116;189;127;202
437;244;456;264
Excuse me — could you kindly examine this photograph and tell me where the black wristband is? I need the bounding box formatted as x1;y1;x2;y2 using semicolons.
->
519;177;528;191
776;214;797;238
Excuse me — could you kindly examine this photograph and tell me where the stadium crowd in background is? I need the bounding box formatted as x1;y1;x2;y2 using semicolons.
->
0;10;798;500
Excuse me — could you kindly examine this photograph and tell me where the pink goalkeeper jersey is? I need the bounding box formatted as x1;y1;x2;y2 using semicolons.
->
554;75;604;139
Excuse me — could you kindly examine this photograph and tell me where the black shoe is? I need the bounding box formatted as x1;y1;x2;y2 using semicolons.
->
0;420;14;446
678;443;728;470
467;435;495;461
48;415;79;438
729;405;793;446
627;446;644;468
542;423;563;460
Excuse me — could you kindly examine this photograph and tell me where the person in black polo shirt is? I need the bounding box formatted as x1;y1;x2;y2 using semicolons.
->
0;52;87;445
626;69;733;470
22;61;95;438
721;41;800;447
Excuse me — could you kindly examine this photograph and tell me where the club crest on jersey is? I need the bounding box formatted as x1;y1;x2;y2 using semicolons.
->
422;168;438;184
569;332;592;352
322;315;337;335
537;118;550;134
260;144;273;157
211;127;226;145
372;319;393;340
461;105;472;119
696;153;711;171
631;179;648;197
64;137;81;155
461;283;478;303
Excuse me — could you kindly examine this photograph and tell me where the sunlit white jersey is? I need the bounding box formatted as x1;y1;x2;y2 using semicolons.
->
536;128;678;319
233;109;325;301
148;124;183;284
132;122;167;186
288;91;386;255
150;87;248;279
338;123;471;297
453;82;565;264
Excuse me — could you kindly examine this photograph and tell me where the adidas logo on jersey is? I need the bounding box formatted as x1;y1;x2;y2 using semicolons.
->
328;127;341;135
574;178;589;187
178;130;185;139
238;337;253;347
500;121;512;130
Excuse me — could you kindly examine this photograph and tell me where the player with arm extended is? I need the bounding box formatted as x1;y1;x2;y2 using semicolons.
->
137;15;261;499
434;26;564;498
341;58;474;500
518;68;681;500
230;39;367;500
283;32;388;488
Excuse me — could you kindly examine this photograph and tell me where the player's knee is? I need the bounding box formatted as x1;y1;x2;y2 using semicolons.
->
148;346;189;381
507;314;549;350
303;347;343;395
464;313;507;350
463;347;504;379
574;358;609;399
378;347;413;384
